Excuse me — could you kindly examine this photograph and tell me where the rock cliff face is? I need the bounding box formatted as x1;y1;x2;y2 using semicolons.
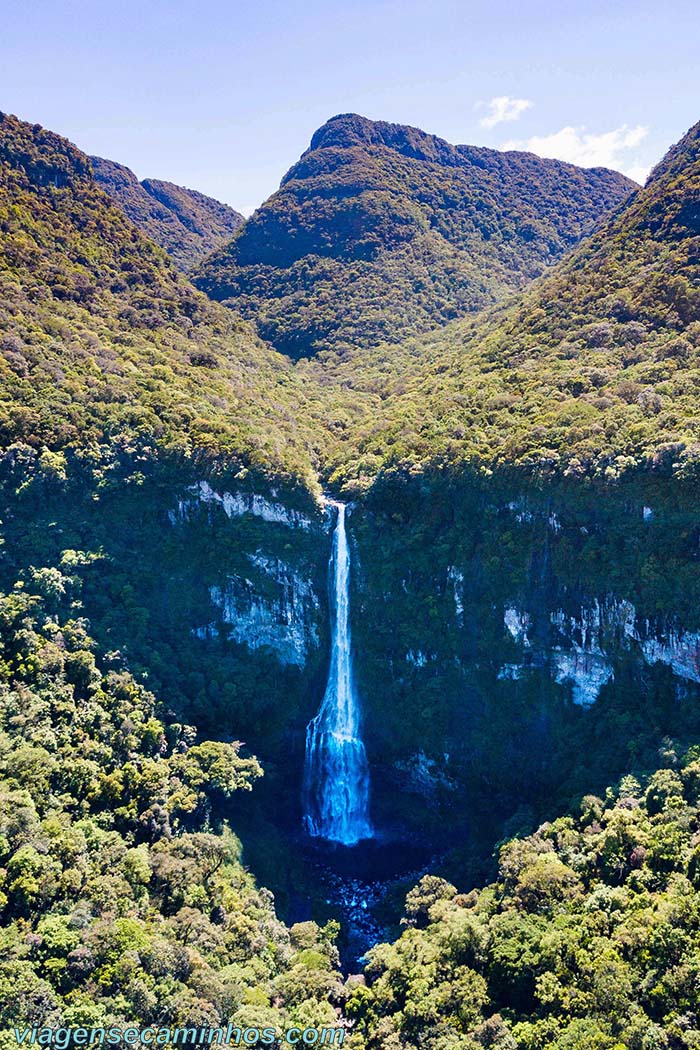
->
3;455;700;871
348;471;700;836
502;597;700;706
176;480;314;528
162;477;328;709
170;481;321;665
195;555;320;667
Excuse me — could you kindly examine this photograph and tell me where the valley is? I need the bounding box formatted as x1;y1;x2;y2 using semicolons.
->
2;103;700;1046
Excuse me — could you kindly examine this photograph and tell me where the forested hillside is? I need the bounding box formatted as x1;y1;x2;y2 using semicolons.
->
92;157;243;272
0;572;343;1039
0;111;317;490
194;113;635;359
316;118;700;490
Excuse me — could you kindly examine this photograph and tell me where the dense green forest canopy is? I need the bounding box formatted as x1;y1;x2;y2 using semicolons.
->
0;571;345;1042
346;748;700;1048
194;113;635;360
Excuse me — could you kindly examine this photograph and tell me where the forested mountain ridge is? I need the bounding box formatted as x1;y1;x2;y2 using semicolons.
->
194;112;636;360
4;107;697;493
319;117;700;490
0;111;317;491
92;156;244;272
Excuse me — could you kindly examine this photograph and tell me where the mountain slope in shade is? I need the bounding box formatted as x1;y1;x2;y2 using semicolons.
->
0;111;315;487
320;118;700;488
194;112;636;360
92;156;243;271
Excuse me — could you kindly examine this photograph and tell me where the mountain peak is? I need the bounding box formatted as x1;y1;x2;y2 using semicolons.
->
305;112;455;165
195;114;635;360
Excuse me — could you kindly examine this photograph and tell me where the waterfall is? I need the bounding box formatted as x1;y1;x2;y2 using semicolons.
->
303;501;373;845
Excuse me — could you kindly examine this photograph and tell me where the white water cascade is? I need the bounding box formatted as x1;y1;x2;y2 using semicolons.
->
303;501;373;845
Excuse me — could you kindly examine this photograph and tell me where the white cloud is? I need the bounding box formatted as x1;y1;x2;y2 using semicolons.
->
501;123;650;182
623;164;652;185
479;96;534;130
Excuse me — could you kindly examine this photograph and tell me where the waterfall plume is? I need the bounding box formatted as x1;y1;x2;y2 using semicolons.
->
303;501;373;845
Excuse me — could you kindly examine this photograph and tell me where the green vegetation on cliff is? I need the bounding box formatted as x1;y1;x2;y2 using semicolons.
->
194;113;634;360
92;157;243;272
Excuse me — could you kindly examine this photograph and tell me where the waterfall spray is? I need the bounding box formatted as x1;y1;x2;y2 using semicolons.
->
303;501;373;845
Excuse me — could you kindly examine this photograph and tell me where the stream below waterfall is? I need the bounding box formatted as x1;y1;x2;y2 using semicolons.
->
302;837;440;967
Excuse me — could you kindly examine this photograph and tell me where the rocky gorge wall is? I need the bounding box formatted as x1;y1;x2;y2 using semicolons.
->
3;453;700;873
0;454;331;775
350;470;700;845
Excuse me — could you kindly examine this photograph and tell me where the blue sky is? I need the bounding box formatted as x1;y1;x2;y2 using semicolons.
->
2;0;699;214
